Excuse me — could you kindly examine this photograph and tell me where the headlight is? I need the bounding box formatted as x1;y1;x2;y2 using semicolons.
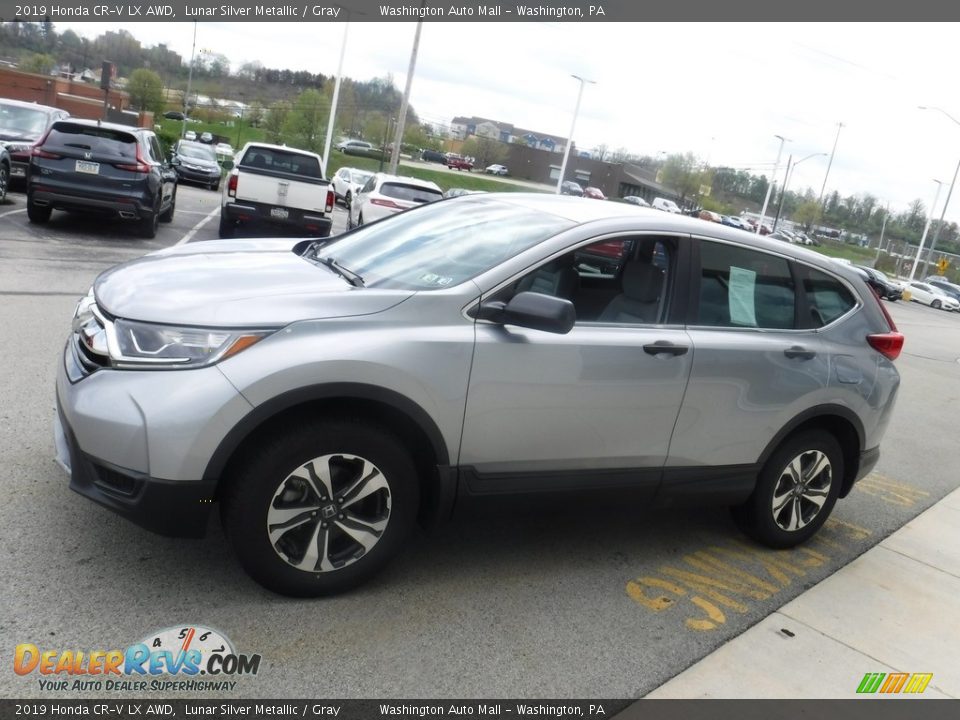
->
109;318;272;369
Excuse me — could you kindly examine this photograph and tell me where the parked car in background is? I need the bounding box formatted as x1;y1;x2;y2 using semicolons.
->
215;142;234;159
853;265;902;301
721;215;746;230
904;281;960;311
924;276;960;304
445;154;473;171
420;148;446;163
0;98;69;187
200;132;214;144
583;186;606;200
54;194;903;596
444;188;485;198
485;164;508;176
560;181;583;196
652;197;681;213
622;196;650;207
697;209;723;223
220;142;334;238
163;110;185;121
331;166;374;208
27;119;177;238
347;172;442;228
171;140;222;190
337;139;373;154
0;145;9;202
184;130;197;141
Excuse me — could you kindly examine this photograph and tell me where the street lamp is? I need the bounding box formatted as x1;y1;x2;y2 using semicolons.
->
756;134;789;234
817;121;844;209
909;179;944;281
917;106;960;272
773;152;827;231
555;74;595;194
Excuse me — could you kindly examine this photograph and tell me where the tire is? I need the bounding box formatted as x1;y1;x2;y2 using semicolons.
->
210;180;220;192
731;430;843;549
0;163;8;203
138;207;158;239
931;299;941;309
221;419;419;597
344;191;352;210
358;212;365;227
27;196;52;223
218;212;235;238
159;188;176;223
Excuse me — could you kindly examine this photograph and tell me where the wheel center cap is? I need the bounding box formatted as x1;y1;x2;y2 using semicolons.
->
321;505;338;520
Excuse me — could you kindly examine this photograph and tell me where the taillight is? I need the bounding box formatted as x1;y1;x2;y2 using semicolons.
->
370;197;402;210
866;286;904;360
32;147;61;160
325;189;334;213
115;145;151;173
227;174;238;198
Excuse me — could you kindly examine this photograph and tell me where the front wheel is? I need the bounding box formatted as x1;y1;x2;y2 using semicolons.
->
731;430;842;548
932;299;942;309
221;419;419;597
159;189;176;223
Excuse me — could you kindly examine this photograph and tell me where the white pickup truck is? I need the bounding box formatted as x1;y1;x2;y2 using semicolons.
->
219;142;335;238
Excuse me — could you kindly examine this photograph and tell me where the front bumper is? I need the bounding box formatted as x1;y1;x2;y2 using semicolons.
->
176;166;221;185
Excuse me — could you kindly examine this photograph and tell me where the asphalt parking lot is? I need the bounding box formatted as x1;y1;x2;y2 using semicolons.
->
1;185;958;699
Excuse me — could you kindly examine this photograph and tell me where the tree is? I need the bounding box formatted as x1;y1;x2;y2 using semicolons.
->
245;101;265;128
282;89;330;153
262;102;291;145
127;68;165;113
794;201;822;230
591;143;609;162
19;52;56;75
660;152;704;204
461;136;508;168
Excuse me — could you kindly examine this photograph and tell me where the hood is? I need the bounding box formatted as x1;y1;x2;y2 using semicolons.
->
178;155;219;169
94;238;413;326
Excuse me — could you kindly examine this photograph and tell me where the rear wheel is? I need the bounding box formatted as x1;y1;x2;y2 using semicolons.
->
345;191;352;210
731;430;842;548
138;207;158;239
218;212;235;238
0;163;8;203
159;188;176;223
27;194;51;223
358;212;365;227
221;419;419;597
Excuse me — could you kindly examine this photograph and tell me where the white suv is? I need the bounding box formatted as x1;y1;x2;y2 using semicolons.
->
347;172;442;228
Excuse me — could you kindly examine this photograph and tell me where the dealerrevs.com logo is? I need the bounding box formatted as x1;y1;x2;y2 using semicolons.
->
856;672;933;694
14;625;261;692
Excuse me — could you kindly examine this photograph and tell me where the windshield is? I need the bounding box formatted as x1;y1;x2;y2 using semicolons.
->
317;197;573;290
0;103;48;137
177;143;217;161
353;171;373;185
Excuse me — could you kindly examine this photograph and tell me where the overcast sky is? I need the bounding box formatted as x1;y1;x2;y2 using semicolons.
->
59;21;960;222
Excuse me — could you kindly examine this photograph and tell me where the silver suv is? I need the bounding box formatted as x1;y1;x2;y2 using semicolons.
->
56;194;903;596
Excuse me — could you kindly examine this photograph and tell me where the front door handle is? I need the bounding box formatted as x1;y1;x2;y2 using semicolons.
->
784;345;817;360
644;341;689;357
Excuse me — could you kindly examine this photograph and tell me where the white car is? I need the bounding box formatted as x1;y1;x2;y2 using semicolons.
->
485;164;508;176
215;142;234;158
623;196;651;207
652;197;681;213
184;130;197;141
331;166;374;208
348;173;443;228
905;281;960;311
337;139;373;154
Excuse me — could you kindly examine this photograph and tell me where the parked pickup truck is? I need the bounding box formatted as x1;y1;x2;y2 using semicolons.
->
219;142;334;238
445;154;473;171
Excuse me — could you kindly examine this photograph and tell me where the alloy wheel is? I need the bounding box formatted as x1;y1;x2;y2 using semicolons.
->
770;450;832;532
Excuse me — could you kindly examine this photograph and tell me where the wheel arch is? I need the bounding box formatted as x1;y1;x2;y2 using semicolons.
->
757;405;865;498
206;383;454;522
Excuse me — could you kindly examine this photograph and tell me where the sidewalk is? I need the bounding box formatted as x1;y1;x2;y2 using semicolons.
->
644;487;960;699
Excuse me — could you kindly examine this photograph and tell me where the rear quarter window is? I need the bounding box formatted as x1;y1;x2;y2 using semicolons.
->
801;267;857;327
380;182;442;203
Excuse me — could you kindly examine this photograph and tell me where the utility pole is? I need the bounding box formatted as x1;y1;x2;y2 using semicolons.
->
818;121;844;208
910;180;944;280
181;22;197;140
757;135;788;234
556;74;595;193
389;17;424;175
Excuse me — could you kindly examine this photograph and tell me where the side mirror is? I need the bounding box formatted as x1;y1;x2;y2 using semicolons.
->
221;159;235;170
476;291;575;334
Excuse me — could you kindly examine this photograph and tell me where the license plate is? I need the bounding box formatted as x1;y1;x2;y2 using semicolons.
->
270;207;289;220
75;160;99;175
10;167;25;177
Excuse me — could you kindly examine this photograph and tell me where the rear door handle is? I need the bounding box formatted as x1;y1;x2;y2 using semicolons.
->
784;346;817;360
644;341;689;357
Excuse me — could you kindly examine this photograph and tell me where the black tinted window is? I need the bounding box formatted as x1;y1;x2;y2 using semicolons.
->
380;182;442;203
803;268;856;327
45;123;137;158
698;241;796;329
239;147;321;178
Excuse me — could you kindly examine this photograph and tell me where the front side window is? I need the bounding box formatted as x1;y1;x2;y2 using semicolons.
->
697;241;796;329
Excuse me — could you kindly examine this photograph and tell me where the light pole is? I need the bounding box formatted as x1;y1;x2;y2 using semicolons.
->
756;134;789;234
180;22;197;140
773;152;827;231
818;121;844;209
909;179;944;280
555;74;595;194
918;106;960;272
390;15;424;175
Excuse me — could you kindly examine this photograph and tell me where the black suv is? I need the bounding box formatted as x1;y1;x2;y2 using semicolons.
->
0;98;69;189
171;139;222;190
27;119;177;238
852;264;902;301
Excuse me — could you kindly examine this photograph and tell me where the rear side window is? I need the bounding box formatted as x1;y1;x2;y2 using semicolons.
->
802;268;857;327
697;241;796;329
45;123;137;158
239;147;321;178
380;182;442;203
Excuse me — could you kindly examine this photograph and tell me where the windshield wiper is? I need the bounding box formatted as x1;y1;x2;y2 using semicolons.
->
318;256;364;287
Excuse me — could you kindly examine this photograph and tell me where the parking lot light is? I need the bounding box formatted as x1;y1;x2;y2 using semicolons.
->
555;74;595;195
909;179;944;281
